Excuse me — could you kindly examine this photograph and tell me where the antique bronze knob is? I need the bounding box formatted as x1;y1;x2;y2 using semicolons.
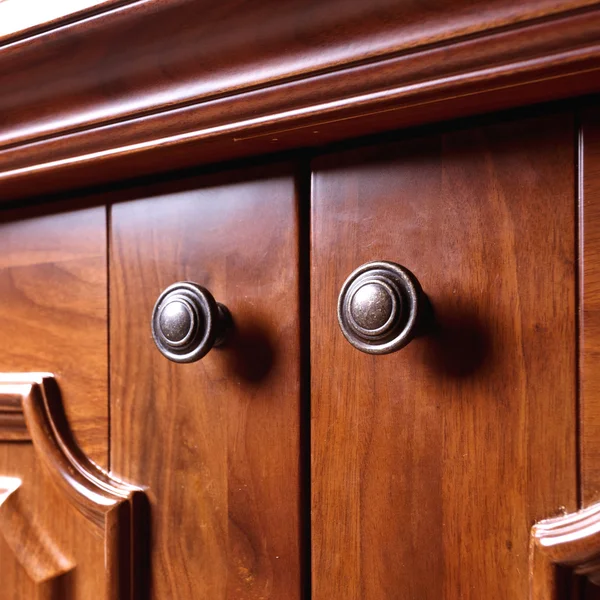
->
337;261;429;354
151;282;232;363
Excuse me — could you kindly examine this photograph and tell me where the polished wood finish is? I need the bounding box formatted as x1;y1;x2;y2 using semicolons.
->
0;389;29;441
311;112;577;599
531;502;600;599
1;0;600;200
0;0;116;42
0;374;144;600
0;204;108;466
528;103;600;600
110;166;303;599
581;106;600;508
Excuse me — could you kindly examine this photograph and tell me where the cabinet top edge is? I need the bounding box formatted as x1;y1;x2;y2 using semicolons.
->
0;0;599;202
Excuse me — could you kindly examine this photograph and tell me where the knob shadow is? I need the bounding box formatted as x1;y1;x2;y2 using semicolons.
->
222;319;276;384
420;304;493;379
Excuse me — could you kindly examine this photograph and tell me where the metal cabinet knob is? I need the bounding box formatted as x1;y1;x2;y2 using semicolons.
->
151;282;232;363
337;261;429;354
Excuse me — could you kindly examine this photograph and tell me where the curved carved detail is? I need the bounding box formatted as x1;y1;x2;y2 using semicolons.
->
0;373;147;599
531;503;600;599
0;476;73;583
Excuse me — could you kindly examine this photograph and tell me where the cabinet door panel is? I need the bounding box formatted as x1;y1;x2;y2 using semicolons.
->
110;166;303;599
0;205;108;464
311;113;577;599
0;206;110;600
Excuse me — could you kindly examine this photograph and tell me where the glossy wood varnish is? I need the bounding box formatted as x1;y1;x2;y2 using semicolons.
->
581;105;600;600
0;205;110;599
0;374;143;600
1;0;600;201
0;204;108;464
109;165;303;599
311;112;578;599
581;106;600;507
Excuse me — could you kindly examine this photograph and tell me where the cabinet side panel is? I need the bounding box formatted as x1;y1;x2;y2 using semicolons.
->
581;106;600;508
311;113;577;599
110;166;302;599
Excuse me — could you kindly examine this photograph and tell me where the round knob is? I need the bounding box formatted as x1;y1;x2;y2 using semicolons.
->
337;261;429;354
151;282;232;363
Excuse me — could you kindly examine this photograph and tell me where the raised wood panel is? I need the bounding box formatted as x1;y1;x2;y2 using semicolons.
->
0;374;144;600
311;113;577;599
0;446;84;600
110;165;303;599
0;204;108;466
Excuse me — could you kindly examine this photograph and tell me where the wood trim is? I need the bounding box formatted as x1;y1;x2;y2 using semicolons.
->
0;476;74;584
0;392;29;441
581;106;600;506
529;104;600;600
531;504;600;598
0;0;600;200
0;373;145;599
0;0;124;44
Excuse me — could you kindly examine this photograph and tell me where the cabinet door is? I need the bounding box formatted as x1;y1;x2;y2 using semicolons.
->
110;165;304;599
311;113;577;599
0;205;111;599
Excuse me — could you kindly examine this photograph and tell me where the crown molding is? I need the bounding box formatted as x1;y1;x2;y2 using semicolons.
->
0;0;599;200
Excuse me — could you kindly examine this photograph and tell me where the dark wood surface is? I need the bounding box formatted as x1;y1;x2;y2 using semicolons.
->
580;104;600;600
581;106;600;508
0;0;117;43
109;165;304;599
1;0;600;201
0;204;108;466
311;112;577;599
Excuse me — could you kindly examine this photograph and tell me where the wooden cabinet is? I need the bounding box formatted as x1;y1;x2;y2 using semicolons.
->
1;2;600;599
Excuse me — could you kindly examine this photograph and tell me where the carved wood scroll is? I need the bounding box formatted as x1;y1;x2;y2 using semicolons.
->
0;373;146;599
531;504;600;598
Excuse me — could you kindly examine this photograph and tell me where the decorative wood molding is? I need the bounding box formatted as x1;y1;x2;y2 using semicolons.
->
531;504;600;598
0;373;146;599
0;0;599;200
0;391;29;441
0;476;74;584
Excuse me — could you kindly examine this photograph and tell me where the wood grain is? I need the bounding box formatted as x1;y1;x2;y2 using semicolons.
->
531;501;600;599
311;112;577;599
0;374;139;600
110;165;303;599
0;391;29;441
0;445;94;600
581;105;600;508
0;204;108;467
1;0;600;200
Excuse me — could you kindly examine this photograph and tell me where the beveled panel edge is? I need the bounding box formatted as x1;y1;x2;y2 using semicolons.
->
530;504;600;598
0;373;146;599
0;391;29;441
0;476;75;584
0;1;600;200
